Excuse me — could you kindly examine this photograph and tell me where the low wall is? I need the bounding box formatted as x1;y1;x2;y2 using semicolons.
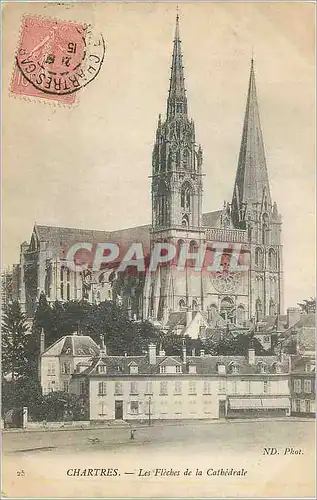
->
26;420;91;430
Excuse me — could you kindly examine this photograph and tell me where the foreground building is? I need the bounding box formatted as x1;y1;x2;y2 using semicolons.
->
290;355;315;417
39;332;100;395
11;14;283;328
69;342;291;421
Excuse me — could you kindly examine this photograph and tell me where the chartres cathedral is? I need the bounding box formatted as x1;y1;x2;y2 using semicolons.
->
10;15;283;331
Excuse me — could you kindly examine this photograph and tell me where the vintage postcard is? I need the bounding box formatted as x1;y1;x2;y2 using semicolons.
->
1;1;316;498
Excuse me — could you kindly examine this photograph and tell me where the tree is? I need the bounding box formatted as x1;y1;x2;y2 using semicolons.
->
203;331;268;356
298;297;316;314
37;391;84;421
1;301;30;379
2;376;43;419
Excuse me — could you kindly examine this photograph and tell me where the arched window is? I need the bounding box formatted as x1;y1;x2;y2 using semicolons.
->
183;149;189;168
220;297;235;323
192;299;198;311
60;266;64;282
236;305;246;325
255;247;263;267
157;181;169;226
45;266;51;298
158;195;168;225
268;249;276;269
255;299;263;321
61;282;64;300
262;214;269;245
181;183;192;211
188;240;199;267
269;299;276;316
67;283;70;301
179;299;186;311
181;214;189;228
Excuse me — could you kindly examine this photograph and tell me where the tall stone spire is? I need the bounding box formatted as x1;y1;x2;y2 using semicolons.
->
166;13;188;119
231;59;271;228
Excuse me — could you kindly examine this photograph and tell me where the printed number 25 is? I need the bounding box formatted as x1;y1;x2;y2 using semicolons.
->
16;470;25;477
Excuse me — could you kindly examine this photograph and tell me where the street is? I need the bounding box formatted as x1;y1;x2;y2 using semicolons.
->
2;419;315;498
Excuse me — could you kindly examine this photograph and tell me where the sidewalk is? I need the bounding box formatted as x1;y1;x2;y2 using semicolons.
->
2;416;314;433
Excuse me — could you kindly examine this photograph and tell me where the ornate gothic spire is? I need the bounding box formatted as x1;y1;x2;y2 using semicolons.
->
166;13;188;119
231;59;272;227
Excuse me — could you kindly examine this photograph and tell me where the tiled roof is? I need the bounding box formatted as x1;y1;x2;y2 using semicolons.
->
291;355;316;373
202;210;222;228
166;312;187;328
259;315;288;331
294;313;315;329
42;334;100;357
25;212;228;259
74;353;289;377
29;223;151;259
279;315;315;351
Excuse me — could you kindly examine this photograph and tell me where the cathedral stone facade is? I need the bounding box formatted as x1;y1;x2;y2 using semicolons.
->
12;15;283;328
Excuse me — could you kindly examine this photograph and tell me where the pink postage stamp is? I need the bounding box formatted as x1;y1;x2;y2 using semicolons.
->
11;15;105;104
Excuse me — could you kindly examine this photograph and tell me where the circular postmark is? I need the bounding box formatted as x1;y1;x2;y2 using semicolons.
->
16;19;105;95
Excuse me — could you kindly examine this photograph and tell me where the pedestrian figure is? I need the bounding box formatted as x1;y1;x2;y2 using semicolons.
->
130;429;136;440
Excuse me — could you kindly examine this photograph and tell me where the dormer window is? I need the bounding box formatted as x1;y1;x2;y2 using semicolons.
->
258;362;266;374
217;363;226;375
189;365;196;374
305;363;311;373
231;364;239;374
130;365;139;375
160;366;166;374
273;362;282;374
176;365;182;373
97;365;106;374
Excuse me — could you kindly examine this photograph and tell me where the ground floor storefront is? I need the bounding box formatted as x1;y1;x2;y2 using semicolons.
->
226;396;290;418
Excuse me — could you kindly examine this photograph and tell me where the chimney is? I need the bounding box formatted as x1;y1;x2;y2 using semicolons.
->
148;344;157;365
288;355;292;373
40;328;45;354
100;334;107;356
191;348;195;357
200;349;205;357
182;341;187;364
279;350;286;363
159;346;166;356
186;309;192;327
248;348;255;365
287;307;301;328
124;351;127;357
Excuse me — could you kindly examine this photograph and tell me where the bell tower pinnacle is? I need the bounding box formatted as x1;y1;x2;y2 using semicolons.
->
151;13;203;230
145;13;205;322
166;13;188;119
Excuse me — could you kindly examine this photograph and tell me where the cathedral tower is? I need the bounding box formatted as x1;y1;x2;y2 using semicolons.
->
144;14;205;321
231;59;284;319
151;13;203;230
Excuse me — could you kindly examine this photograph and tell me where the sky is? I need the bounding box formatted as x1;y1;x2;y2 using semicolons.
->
2;2;315;310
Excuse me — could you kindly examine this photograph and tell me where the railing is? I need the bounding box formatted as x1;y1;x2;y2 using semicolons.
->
205;228;248;243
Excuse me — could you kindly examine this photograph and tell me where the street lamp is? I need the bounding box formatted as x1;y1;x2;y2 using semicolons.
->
148;397;152;427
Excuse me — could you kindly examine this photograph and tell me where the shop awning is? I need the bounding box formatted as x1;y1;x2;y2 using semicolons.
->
261;398;290;409
229;398;262;409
